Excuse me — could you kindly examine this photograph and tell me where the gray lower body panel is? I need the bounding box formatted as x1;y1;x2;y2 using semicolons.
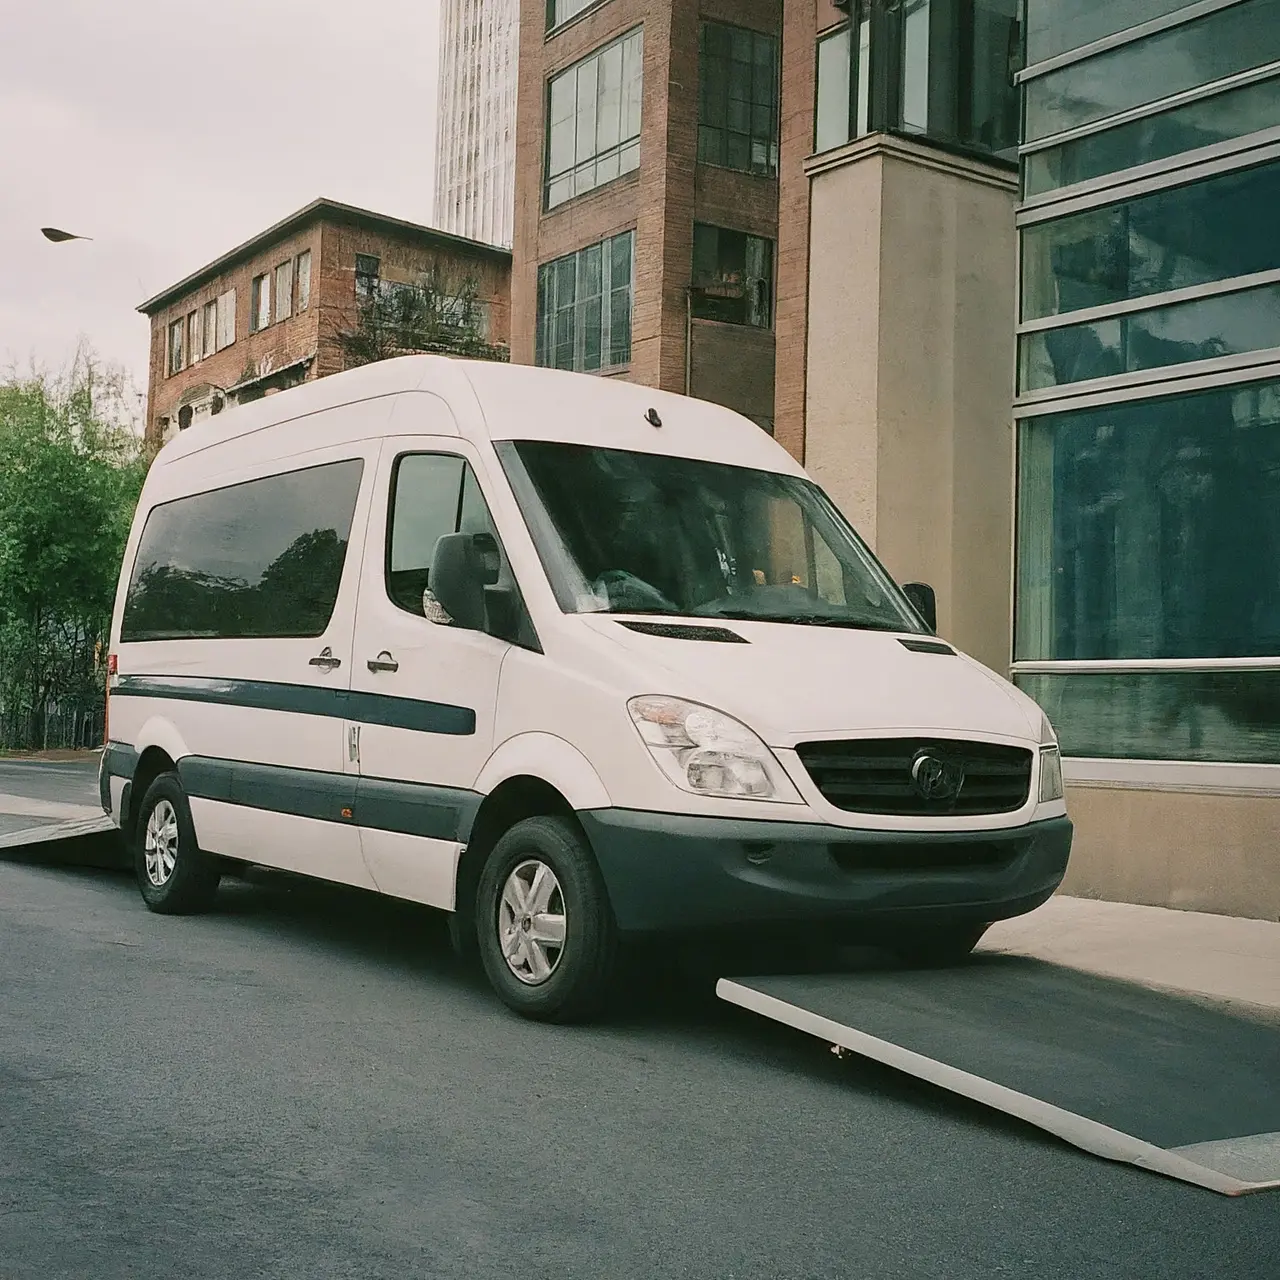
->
577;808;1071;935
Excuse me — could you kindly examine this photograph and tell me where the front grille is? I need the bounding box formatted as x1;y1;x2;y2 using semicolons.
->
795;738;1033;817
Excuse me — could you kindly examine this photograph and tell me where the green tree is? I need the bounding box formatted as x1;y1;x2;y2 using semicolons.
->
334;266;510;369
0;353;146;750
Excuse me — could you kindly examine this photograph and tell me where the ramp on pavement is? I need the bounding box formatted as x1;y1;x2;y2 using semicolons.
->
718;957;1280;1196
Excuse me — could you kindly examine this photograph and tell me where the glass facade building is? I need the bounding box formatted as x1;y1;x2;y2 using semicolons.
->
435;0;519;248
1014;0;1280;772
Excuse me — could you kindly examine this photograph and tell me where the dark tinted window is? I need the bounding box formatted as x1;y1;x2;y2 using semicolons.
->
1025;0;1280;142
1020;159;1280;320
121;460;363;641
1025;0;1187;66
1016;378;1280;662
1024;75;1280;196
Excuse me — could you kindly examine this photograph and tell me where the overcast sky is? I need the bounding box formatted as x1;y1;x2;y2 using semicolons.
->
0;0;441;404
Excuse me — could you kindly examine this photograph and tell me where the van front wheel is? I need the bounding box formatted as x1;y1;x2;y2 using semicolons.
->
476;816;617;1023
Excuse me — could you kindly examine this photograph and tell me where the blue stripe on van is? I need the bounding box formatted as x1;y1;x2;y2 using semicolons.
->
113;674;476;736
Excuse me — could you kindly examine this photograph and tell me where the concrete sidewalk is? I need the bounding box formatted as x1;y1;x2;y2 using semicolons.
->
981;895;1280;1017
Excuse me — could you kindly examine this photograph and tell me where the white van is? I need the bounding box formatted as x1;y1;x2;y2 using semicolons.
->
101;355;1071;1021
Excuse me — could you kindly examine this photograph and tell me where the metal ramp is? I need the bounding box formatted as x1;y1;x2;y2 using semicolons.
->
718;958;1280;1196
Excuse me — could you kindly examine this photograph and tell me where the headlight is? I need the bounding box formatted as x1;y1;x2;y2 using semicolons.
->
1039;747;1064;803
627;696;803;802
1039;711;1058;747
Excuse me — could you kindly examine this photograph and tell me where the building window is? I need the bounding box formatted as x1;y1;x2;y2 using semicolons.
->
535;230;634;372
167;319;184;376
355;254;381;302
250;273;271;332
814;0;1019;163
691;225;773;328
545;27;643;209
1014;378;1280;762
1020;158;1280;324
546;0;600;30
698;21;779;177
202;301;217;358
1024;0;1280;145
187;311;201;366
216;288;237;350
275;259;294;322
296;250;312;311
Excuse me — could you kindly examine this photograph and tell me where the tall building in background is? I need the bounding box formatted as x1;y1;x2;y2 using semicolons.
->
436;0;519;248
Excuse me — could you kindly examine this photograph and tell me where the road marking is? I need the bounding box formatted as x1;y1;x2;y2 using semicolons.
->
717;978;1280;1197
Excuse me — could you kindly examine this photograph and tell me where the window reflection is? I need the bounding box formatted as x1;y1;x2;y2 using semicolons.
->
1016;379;1280;662
1020;282;1280;391
1023;75;1280;197
1021;159;1280;321
1025;0;1280;142
1016;671;1280;763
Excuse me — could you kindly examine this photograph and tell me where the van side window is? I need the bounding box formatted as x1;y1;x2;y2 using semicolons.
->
386;453;499;617
121;459;364;642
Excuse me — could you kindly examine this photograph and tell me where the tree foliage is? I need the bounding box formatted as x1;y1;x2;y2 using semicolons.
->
334;267;510;369
0;353;146;749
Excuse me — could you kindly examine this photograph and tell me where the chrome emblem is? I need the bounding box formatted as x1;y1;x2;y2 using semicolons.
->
910;750;965;802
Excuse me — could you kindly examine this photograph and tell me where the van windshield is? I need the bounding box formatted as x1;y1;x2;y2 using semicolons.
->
495;440;925;632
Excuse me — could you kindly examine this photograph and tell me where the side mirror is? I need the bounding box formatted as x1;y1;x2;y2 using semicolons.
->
902;581;937;633
430;533;493;631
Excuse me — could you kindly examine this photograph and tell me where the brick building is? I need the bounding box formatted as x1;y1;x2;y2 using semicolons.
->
513;0;782;433
138;198;512;453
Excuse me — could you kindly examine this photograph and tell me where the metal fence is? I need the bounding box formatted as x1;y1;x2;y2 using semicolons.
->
0;703;105;753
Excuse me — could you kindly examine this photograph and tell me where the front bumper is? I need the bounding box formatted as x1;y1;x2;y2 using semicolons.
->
577;808;1072;936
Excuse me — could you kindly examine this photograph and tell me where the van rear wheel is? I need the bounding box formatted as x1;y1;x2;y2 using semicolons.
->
134;772;221;915
476;816;618;1023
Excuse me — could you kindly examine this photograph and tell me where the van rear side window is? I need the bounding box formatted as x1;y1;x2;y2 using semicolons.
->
120;459;364;642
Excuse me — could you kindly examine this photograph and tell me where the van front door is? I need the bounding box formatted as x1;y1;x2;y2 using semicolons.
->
348;440;510;909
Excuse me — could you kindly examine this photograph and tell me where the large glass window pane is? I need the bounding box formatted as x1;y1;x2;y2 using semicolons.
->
121;460;364;642
967;0;1019;159
1025;0;1189;66
1015;670;1280;763
545;28;643;209
1020;281;1280;390
901;0;931;134
1025;75;1280;197
1020;158;1280;321
1015;378;1280;661
535;232;633;374
1025;0;1280;143
815;27;852;153
698;21;778;176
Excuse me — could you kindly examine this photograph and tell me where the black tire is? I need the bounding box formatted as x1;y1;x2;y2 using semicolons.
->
133;771;221;915
476;816;618;1023
893;922;988;969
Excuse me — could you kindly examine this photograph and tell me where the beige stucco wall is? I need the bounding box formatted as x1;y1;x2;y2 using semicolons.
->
1063;784;1280;922
803;135;1018;675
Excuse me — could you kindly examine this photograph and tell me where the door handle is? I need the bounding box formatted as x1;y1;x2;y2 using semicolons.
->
367;651;399;674
309;646;342;672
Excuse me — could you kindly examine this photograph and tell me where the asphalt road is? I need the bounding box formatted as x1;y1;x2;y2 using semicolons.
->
3;855;1278;1279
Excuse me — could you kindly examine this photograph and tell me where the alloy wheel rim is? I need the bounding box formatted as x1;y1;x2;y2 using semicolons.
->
498;859;567;986
144;799;179;887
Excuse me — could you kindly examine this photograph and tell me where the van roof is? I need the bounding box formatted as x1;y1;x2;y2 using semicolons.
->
152;354;803;479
